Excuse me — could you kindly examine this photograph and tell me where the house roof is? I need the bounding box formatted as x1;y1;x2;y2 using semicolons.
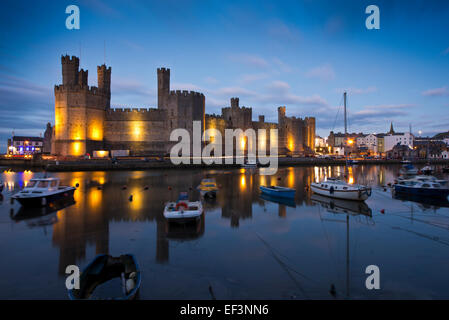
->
12;136;44;142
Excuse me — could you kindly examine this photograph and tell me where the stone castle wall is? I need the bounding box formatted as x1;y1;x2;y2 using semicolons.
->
52;55;315;157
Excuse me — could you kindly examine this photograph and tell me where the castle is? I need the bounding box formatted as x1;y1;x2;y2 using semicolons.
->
52;55;315;157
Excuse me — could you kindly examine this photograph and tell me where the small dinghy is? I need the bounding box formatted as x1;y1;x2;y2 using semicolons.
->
12;177;75;207
163;192;203;222
68;254;141;300
311;178;371;201
260;185;295;198
197;178;218;198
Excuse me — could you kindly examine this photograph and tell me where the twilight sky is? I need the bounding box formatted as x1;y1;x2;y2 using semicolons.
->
1;0;449;152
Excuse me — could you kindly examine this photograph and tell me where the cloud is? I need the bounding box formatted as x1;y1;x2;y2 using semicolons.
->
305;64;336;81
229;54;269;68
212;86;257;98
421;86;448;97
350;104;413;124
204;76;219;85
272;57;293;73
238;73;270;84
171;82;202;91
267;21;301;42
254;80;329;109
335;86;377;95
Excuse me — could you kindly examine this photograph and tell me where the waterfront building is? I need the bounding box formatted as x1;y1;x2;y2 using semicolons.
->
383;123;414;152
52;55;315;157
7;136;44;155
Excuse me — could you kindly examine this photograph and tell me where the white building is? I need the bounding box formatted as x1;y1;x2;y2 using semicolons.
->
384;132;414;152
356;133;379;153
315;136;327;148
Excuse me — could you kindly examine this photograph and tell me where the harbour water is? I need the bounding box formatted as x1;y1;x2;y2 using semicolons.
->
1;165;449;299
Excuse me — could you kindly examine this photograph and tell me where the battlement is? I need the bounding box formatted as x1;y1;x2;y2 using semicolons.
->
97;64;112;73
61;55;79;65
169;90;204;97
231;97;239;108
206;113;224;119
157;67;170;74
54;84;108;96
106;107;167;121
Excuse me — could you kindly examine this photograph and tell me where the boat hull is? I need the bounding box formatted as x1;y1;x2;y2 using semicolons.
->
260;186;295;198
13;187;75;207
311;184;370;201
394;185;449;198
68;254;141;300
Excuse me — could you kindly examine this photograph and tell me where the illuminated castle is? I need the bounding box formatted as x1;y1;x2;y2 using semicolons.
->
52;55;315;156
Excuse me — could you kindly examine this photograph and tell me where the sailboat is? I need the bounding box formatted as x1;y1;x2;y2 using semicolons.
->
312;92;371;201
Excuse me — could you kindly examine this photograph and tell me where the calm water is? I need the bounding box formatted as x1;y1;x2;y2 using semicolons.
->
1;165;449;299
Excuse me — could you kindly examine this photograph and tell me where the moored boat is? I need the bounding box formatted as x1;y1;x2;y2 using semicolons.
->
12;177;75;207
242;158;258;169
68;254;141;300
260;185;295;198
394;178;449;199
197;178;218;198
399;163;419;176
420;165;433;175
163;192;203;222
311;178;372;201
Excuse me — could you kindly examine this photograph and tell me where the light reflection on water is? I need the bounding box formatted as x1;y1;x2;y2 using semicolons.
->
0;165;449;299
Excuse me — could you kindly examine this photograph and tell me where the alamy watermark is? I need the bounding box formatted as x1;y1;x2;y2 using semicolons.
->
365;5;380;30
169;121;279;174
65;5;80;30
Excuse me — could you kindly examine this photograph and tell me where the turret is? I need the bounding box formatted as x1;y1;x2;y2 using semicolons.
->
97;64;111;93
78;69;88;87
231;97;239;109
61;55;79;86
157;68;170;109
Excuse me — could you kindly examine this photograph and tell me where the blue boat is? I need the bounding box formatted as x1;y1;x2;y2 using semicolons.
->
68;254;141;300
260;185;295;198
260;193;296;207
394;179;449;199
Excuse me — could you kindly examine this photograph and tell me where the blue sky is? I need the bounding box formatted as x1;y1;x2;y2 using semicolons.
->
1;0;449;152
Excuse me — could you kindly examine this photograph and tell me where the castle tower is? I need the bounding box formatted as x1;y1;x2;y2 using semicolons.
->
231;97;239;109
97;64;111;108
78;69;88;87
53;55;107;156
61;55;79;86
157;68;170;109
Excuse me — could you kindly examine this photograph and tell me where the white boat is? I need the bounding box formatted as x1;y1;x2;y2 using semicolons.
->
311;178;372;201
241;158;257;169
421;165;433;175
163;192;203;222
12;177;76;207
399;163;419;176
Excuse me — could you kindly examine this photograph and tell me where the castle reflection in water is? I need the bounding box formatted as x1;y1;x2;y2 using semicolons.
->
3;165;400;276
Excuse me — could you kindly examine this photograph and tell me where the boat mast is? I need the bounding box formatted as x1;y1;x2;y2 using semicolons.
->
346;214;350;298
344;91;347;136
